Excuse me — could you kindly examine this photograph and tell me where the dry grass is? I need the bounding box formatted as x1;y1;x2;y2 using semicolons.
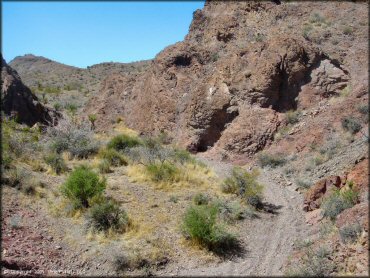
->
126;162;218;191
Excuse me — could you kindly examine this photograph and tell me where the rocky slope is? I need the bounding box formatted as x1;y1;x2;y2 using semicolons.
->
85;0;367;159
9;54;150;96
1;55;58;126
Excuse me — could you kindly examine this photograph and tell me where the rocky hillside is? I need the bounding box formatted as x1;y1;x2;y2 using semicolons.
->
9;54;151;115
1;55;58;126
10;54;150;95
86;1;368;159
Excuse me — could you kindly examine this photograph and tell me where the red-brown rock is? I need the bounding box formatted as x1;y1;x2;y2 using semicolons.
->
303;176;342;211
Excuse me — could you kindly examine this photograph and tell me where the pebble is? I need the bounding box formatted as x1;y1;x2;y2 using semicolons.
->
55;245;62;250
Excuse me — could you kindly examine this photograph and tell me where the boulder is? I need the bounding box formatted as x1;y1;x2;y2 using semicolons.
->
303;176;342;211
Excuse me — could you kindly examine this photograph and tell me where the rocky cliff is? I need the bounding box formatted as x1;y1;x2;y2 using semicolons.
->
86;1;367;160
1;55;58;126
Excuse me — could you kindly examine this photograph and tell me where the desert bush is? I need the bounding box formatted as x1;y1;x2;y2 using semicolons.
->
45;117;99;158
169;195;179;203
98;148;127;167
295;178;311;189
3;167;28;189
87;199;130;233
321;188;359;220
285;110;300;125
258;152;286;168
341;116;362;134
145;162;179;182
88;114;97;129
309;12;326;24
339;223;362;244
358;104;369;123
53;103;62;111
61;165;106;208
44;153;67;174
107;134;142;152
193;193;210;206
319;137;341;160
216;200;245;222
113;254;131;272
9;215;22;229
98;159;112;174
65;103;78;115
287;246;335;276
172;148;195;165
182;204;238;253
343;26;353;35
358;104;369;115
222;167;263;209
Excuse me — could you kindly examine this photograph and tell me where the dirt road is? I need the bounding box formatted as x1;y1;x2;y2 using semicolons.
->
163;158;312;276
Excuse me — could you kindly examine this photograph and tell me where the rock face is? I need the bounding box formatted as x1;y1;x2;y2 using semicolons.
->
1;55;57;126
86;1;367;159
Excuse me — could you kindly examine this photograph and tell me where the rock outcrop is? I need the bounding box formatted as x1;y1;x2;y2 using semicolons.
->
1;55;58;126
86;1;366;160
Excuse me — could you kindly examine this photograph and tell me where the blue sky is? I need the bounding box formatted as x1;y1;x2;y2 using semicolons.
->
2;1;204;68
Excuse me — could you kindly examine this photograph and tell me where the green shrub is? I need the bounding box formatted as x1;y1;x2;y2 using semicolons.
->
107;134;142;152
87;199;129;233
341;116;362;134
182;204;238;253
172;149;194;165
321;188;359;220
88;114;97;129
146;162;179;182
98;148;127;167
98;159;112;174
285;110;300;125
61;165;106;208
222;167;263;209
193;193;210;206
44;153;67;174
65;103;78;115
339;223;362;244
258;153;286;168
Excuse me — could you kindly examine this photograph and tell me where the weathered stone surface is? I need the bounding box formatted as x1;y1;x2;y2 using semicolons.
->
336;202;369;232
303;176;342;211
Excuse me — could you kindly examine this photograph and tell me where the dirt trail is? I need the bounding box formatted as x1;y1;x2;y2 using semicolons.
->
166;158;312;276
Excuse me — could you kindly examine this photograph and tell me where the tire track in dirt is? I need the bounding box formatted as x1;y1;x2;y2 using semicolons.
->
171;159;311;276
